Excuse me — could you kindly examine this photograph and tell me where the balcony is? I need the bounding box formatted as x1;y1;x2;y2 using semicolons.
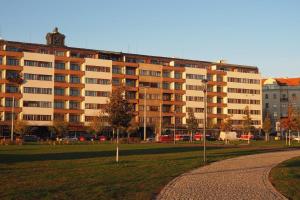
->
6;58;20;66
70;64;81;71
280;98;288;102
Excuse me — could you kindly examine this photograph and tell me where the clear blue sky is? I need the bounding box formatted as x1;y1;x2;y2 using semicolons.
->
1;0;299;77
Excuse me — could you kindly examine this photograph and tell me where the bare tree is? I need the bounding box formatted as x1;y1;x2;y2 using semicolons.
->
281;105;297;146
262;112;272;142
295;109;300;143
103;87;134;162
50;120;70;138
242;106;253;144
87;116;105;137
220;115;233;144
14;119;29;136
126;118;139;143
186;109;198;142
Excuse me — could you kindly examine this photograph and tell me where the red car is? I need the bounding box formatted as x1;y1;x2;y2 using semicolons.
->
239;134;254;140
99;136;107;141
159;135;173;142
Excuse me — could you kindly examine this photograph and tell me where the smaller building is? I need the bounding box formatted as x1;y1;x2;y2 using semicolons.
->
263;77;300;131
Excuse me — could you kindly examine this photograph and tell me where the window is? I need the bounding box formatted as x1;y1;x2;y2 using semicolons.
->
5;98;19;107
139;82;160;88
54;100;65;109
85;78;110;85
162;82;170;89
7;58;20;66
86;65;110;72
5;112;18;120
174;72;182;79
85;103;106;109
186;74;205;80
23;114;51;121
163;71;171;78
273;93;277;99
112;66;122;74
23;101;52;108
228;88;260;94
6;85;19;93
24;60;52;68
55;62;65;69
54;87;65;96
126;91;136;99
70;63;81;71
0;57;2;65
6;70;20;79
126;67;136;75
54;74;66;82
186;85;203;91
85;91;110;97
112;78;122;86
125;79;136;87
139;69;161;77
186;96;204;101
69;101;81;109
163;93;171;101
24;73;52;81
70;88;80;96
175;94;183;101
69;114;80;122
23;87;52;94
54;51;65;56
174;83;182;90
54;114;65;121
70;75;81;83
265;94;268;99
227;77;260;84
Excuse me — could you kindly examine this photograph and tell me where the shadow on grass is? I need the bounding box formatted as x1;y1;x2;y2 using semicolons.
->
0;146;225;164
281;157;300;168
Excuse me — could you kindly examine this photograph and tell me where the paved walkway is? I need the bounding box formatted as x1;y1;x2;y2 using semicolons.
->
157;150;300;200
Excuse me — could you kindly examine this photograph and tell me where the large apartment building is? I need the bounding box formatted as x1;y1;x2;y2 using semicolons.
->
0;28;262;136
263;78;300;130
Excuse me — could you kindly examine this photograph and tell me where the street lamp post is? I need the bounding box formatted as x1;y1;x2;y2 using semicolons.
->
10;96;15;142
202;79;208;164
143;87;148;141
246;94;254;145
174;108;176;144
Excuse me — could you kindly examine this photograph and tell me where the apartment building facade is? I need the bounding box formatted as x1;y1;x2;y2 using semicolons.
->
263;78;300;130
0;28;262;136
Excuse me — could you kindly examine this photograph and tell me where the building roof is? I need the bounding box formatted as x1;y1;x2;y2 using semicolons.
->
263;77;300;86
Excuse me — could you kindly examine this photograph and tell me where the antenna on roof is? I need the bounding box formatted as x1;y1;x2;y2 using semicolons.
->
0;25;3;40
127;44;130;53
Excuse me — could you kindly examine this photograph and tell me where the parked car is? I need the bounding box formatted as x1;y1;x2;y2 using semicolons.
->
239;134;254;140
62;136;78;142
159;135;173;142
99;135;107;141
193;133;214;141
293;137;300;142
23;135;38;142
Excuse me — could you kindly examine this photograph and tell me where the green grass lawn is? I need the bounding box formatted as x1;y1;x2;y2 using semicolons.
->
270;156;300;200
0;140;299;200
